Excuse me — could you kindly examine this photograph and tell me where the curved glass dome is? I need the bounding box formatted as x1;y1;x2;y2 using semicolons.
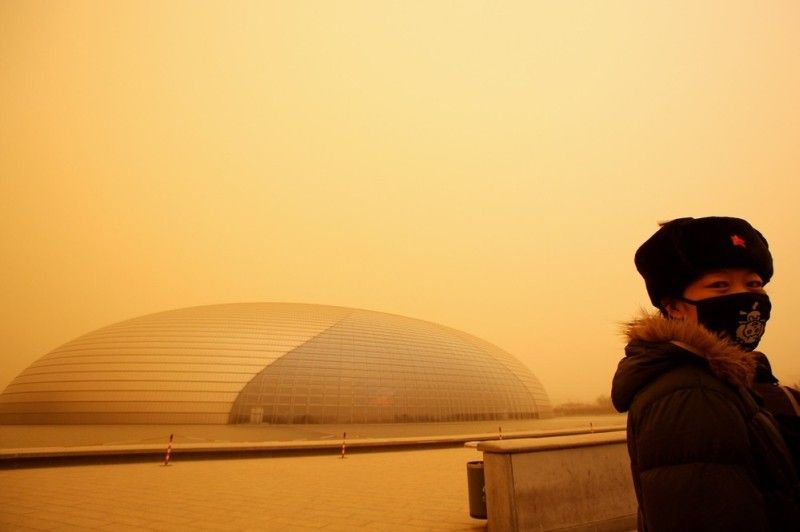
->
0;303;552;424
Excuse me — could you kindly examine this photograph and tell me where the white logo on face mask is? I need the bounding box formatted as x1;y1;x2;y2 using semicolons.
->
736;301;766;345
682;292;770;350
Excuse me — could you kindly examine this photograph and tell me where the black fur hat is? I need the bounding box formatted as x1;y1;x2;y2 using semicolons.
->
635;217;773;309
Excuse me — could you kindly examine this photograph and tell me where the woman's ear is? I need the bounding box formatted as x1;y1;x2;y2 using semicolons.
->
661;297;684;319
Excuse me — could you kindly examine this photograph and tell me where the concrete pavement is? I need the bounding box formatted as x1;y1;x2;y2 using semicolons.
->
0;446;485;531
0;415;627;531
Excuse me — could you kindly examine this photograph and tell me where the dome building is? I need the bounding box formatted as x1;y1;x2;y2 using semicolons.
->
0;303;553;424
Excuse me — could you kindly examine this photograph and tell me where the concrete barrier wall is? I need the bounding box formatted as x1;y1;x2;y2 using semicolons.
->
478;432;636;531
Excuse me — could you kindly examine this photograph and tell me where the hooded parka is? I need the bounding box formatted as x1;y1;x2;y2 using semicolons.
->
612;313;800;531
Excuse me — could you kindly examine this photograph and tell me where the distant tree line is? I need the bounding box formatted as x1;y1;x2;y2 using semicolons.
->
553;394;618;416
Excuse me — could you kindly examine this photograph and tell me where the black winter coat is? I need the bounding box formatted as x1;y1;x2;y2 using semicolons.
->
611;313;800;531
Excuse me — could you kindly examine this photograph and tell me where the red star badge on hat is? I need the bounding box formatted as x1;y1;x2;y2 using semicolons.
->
731;234;746;247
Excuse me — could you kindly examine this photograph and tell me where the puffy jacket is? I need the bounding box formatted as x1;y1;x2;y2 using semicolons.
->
611;313;800;531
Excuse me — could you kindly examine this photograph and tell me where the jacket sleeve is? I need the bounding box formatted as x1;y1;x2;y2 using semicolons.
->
630;384;771;532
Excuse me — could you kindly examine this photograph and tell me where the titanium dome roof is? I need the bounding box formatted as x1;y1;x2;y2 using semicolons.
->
0;303;553;424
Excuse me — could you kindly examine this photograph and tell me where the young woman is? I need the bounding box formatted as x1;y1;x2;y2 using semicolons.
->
612;216;799;531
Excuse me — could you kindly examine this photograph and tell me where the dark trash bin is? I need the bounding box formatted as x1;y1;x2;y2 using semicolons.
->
466;460;487;519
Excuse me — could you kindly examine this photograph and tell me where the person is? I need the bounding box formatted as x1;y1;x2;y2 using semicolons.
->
611;216;800;531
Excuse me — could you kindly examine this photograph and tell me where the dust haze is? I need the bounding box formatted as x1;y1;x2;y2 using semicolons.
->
2;1;799;404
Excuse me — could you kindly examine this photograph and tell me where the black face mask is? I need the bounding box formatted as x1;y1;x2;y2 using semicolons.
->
678;292;771;350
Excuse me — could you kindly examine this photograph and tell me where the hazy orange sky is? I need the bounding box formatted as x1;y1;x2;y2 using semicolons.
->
2;1;799;404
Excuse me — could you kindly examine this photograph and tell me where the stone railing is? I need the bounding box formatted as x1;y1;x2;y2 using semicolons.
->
477;431;636;531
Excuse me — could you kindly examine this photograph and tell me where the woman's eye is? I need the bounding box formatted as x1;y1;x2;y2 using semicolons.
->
747;280;764;288
706;281;728;289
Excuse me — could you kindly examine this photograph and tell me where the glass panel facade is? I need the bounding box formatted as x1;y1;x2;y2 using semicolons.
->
228;308;552;424
0;303;553;424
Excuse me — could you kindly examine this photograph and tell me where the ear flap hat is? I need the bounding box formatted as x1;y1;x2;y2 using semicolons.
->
635;217;773;310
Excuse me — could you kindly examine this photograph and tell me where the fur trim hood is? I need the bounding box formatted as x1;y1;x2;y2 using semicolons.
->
611;312;760;412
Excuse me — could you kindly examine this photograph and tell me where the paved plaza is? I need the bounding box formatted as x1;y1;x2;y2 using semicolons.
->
0;415;626;531
1;446;485;531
